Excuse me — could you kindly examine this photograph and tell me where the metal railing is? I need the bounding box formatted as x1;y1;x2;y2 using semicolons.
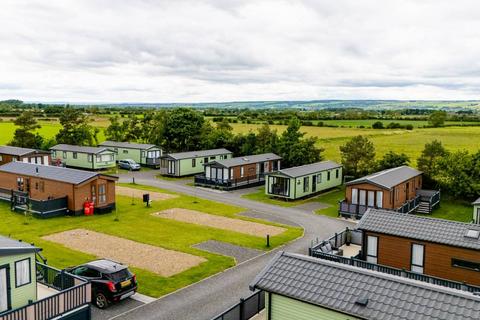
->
195;173;267;190
309;251;480;294
0;263;91;320
310;228;363;253
211;290;265;320
396;195;421;214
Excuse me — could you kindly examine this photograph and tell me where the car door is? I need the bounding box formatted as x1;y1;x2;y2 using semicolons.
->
0;265;10;313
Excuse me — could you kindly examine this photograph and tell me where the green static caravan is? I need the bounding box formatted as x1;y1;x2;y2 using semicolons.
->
473;198;480;224
99;141;163;167
50;144;116;170
0;236;40;313
160;148;232;177
265;160;342;200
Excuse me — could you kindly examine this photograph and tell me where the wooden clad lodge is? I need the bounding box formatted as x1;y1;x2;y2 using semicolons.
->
195;153;281;190
0;146;51;166
339;165;440;218
98;141;163;167
50;144;116;170
265;160;342;200
160;148;233;177
0;162;117;217
356;209;480;286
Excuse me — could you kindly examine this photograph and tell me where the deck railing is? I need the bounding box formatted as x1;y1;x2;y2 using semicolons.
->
211;290;265;320
0;263;91;320
396;195;421;214
310;228;363;253
194;173;267;190
309;251;480;294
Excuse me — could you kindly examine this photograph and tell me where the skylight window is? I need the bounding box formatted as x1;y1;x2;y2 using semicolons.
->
465;229;480;239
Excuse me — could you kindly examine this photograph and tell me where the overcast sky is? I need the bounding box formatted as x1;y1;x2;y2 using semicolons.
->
1;0;480;103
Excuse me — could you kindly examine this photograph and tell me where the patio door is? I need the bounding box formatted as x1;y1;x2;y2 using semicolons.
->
359;190;366;206
367;191;375;207
0;265;9;313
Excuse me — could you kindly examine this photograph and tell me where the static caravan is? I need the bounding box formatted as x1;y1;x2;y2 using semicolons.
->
195;153;281;190
266;161;342;200
160;148;232;177
99;141;162;167
0;146;50;166
0;237;39;313
50;144;116;170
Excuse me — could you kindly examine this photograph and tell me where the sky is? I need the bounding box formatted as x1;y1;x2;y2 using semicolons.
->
1;0;480;103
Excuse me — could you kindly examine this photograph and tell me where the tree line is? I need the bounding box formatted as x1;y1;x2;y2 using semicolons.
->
339;135;480;200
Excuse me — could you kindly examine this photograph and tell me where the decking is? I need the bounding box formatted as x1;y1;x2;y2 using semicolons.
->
194;173;266;190
339;189;440;219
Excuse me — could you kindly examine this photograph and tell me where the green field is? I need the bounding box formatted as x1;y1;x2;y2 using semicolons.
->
0;183;301;297
1;117;479;166
228;123;480;164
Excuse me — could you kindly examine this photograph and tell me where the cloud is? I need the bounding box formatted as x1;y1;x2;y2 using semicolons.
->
0;0;479;102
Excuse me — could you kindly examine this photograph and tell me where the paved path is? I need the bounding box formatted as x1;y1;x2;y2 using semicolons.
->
111;171;353;320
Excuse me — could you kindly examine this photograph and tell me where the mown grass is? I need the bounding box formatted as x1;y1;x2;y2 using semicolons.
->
241;187;317;208
0;183;302;297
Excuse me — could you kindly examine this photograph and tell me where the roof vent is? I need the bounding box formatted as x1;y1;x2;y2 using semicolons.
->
355;297;369;307
465;229;480;239
35;167;39;175
242;157;248;161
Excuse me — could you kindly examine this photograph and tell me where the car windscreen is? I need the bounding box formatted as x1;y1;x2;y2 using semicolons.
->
106;268;132;281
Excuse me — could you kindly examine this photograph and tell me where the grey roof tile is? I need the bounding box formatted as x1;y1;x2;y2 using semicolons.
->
0;145;43;156
0;162;116;184
358;208;480;250
210;153;281;168
0;235;40;255
269;160;341;178
165;148;232;160
251;252;480;320
346;166;422;189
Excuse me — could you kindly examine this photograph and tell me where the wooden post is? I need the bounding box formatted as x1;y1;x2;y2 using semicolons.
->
239;298;245;320
266;234;270;247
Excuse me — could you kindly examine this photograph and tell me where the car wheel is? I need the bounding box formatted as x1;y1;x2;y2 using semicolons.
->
94;292;109;309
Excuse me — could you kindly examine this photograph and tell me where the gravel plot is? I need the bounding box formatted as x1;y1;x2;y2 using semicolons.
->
43;229;205;277
116;186;178;201
153;208;286;237
192;240;263;264
237;210;300;227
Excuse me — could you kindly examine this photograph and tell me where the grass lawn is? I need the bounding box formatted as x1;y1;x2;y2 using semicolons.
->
416;196;473;223
0;183;301;297
241;187;314;207
104;166;153;175
242;186;345;218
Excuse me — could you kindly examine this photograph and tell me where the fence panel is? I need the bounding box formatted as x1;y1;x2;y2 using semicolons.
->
211;291;264;320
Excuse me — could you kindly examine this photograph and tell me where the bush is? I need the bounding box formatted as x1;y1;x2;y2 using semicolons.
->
372;121;384;129
405;124;414;130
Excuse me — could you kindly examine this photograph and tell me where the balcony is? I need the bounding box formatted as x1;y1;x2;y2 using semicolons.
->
309;228;480;294
0;262;91;320
146;157;160;168
338;189;440;219
0;189;68;218
194;173;266;190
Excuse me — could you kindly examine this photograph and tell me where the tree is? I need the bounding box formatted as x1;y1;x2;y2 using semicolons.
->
105;115;125;141
428;111;447;127
339;135;376;178
277;117;324;167
9;111;43;148
162;108;205;152
55;107;96;146
435;151;479;198
255;124;278;154
372;121;384;129
416;140;448;179
376;151;410;171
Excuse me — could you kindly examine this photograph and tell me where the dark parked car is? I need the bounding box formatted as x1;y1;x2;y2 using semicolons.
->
118;159;141;171
66;259;137;309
